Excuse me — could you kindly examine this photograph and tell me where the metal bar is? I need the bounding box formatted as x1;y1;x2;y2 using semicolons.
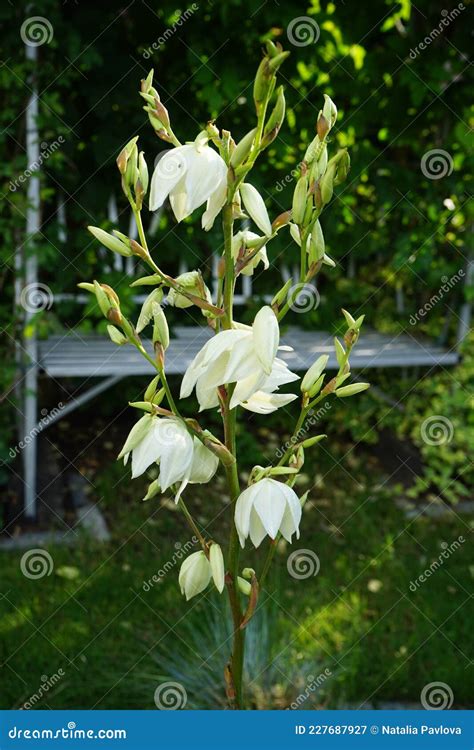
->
23;40;40;519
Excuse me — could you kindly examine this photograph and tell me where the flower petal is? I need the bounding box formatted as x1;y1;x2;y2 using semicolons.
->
252;306;279;374
149;147;188;211
240;182;272;236
252;478;286;540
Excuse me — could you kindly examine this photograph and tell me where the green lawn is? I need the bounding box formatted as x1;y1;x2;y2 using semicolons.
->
0;431;472;709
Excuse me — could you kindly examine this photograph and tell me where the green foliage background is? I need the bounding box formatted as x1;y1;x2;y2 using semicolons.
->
0;0;472;496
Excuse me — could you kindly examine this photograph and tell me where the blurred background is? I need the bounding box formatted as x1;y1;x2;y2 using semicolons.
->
0;0;472;710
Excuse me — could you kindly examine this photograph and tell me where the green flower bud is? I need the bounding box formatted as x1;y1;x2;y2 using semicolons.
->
230;127;257;168
292;175;308;225
322;94;338;128
309;220;325;263
88;226;132;257
237;576;252;596
301;354;329;393
138;151;149;195
144;374;161;402
116;136;139;175
334;337;346;368
262;86;286;144
107;325;128;345
335;382;370;398
300;434;327;449
152;303;169;350
136;288;164;333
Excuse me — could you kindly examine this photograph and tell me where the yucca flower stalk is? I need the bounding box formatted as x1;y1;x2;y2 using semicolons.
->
80;40;369;709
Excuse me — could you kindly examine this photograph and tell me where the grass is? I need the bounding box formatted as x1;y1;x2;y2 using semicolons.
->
0;410;472;709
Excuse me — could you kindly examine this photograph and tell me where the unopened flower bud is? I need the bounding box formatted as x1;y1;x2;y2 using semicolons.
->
292;175;308;225
88;226;132;257
300;434;327;449
144;374;161;402
209;543;225;594
322;94;338;128
107;325;128;345
335;382;370;398
271;277;293;307
138;152;149;195
230;127;257;168
152;303;169;350
317;113;330;140
237;576;252;596
136;288;164;333
116;136;139;176
309;219;325;264
262;85;285;145
301;354;329;393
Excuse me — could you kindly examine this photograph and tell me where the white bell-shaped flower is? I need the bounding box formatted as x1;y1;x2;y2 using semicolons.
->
180;306;298;412
232;230;269;276
235;477;302;548
118;415;218;499
149;133;227;227
179;551;211;600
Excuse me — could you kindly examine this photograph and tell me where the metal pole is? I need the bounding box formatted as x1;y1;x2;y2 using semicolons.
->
23;41;40;519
